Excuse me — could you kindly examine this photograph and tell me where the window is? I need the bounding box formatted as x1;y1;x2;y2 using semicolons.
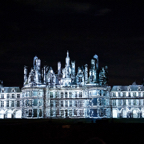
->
61;92;63;98
79;77;82;82
133;92;136;97
50;101;53;107
33;91;37;96
80;110;84;116
33;109;37;117
6;101;9;107
61;110;64;116
50;92;53;98
69;110;72;116
7;94;9;98
128;99;131;106
74;109;77;115
12;94;15;98
118;100;121;106
50;110;53;116
69;101;72;107
128;93;131;97
69;92;72;98
80;101;83;107
1;101;4;107
1;94;4;99
55;92;58;98
75;92;77;98
61;101;63;107
133;99;136;105
17;101;20;107
123;99;126;106
33;99;37;106
112;100;116;106
65;101;68;107
65;92;67;98
56;101;59;107
17;94;20;98
138;92;141;97
29;109;32;117
79;92;82;98
99;98;102;106
75;101;77;107
39;109;42;117
11;101;14;107
28;100;32;107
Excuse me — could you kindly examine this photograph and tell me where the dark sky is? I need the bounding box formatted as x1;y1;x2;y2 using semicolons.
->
0;0;144;88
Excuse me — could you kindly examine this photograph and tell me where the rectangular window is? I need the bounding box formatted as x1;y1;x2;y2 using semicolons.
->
65;101;68;107
1;94;4;99
69;101;72;107
50;101;53;107
50;110;53;116
29;109;32;117
75;92;77;98
33;91;37;96
69;110;72;116
50;92;53;98
99;98;102;106
6;101;9;107
128;99;131;105
133;99;136;105
7;94;9;98
56;101;59;107
61;92;63;98
12;94;15;98
33;109;37;117
74;109;77;115
79;92;82;98
11;101;14;107
65;92;67;98
138;92;141;97
123;92;126;97
61;101;63;107
55;92;58;98
80;110;84;116
17;101;20;107
123;99;126;106
39;92;43;97
28;100;32;107
80;101;83;107
17;94;20;98
39;109;42;117
33;99;37;106
69;92;72;98
61;110;64;117
1;101;4;107
133;92;136;97
75;101;77;107
112;100;116;106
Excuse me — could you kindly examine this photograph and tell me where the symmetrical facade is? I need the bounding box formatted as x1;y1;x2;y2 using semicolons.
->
0;51;143;119
111;84;144;118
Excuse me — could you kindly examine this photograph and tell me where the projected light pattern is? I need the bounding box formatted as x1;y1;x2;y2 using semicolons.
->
0;52;143;119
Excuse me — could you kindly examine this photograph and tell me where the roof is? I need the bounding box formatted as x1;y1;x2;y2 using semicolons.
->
0;87;21;93
111;85;144;91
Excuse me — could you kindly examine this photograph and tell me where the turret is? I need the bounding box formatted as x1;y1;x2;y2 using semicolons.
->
84;64;88;84
58;62;61;75
24;66;28;85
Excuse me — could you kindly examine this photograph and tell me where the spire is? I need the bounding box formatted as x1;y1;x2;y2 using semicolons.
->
67;51;69;57
66;51;70;66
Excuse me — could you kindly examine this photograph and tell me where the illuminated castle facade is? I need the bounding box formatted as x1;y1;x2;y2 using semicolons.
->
0;51;144;119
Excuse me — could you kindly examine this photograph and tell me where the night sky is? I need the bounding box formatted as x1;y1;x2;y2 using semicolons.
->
1;0;144;88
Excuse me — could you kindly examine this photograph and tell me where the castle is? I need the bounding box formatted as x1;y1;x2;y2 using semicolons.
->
0;51;143;119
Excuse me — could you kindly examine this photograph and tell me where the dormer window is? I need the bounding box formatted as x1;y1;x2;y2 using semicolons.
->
1;89;4;93
138;87;141;91
11;89;15;93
